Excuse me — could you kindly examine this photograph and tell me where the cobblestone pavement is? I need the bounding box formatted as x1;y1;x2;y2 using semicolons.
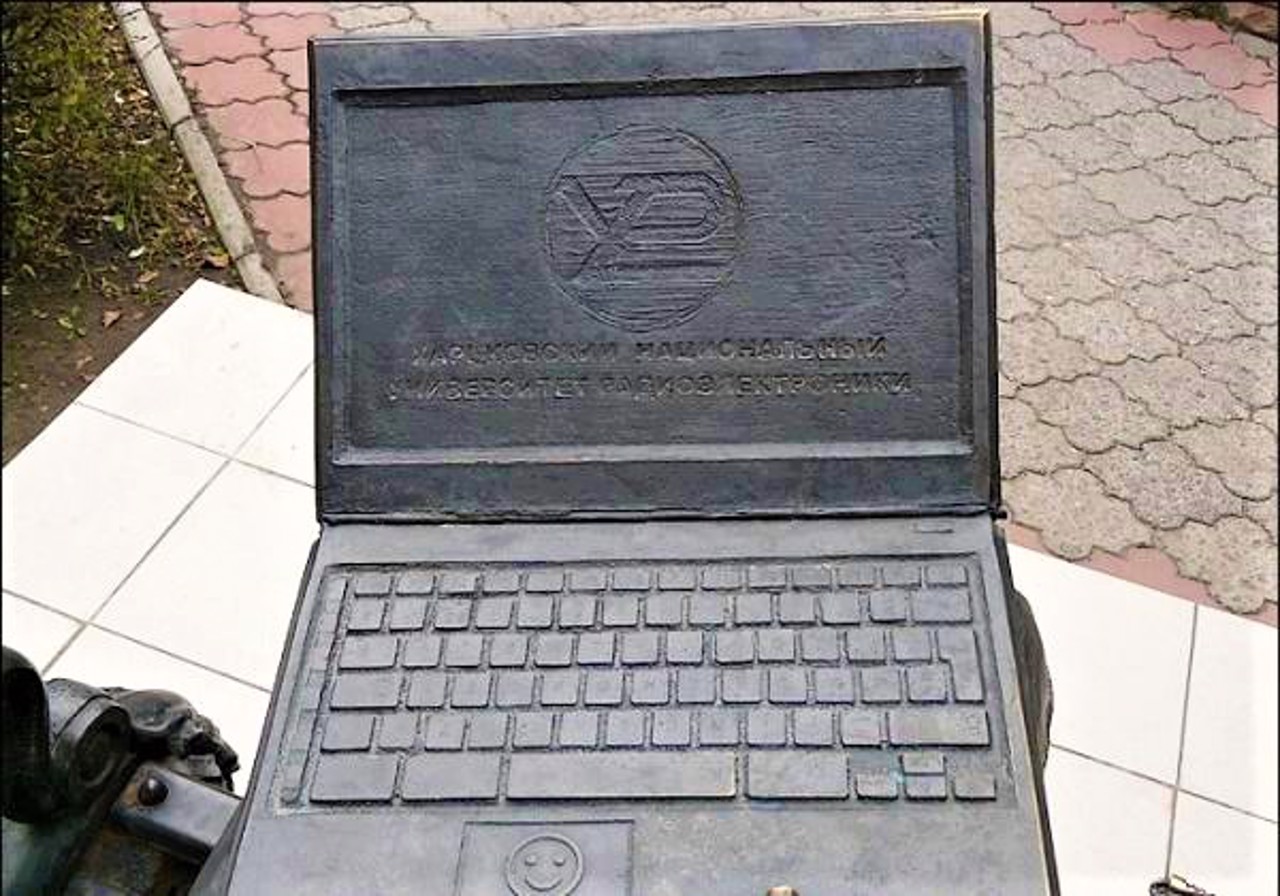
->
143;1;1278;617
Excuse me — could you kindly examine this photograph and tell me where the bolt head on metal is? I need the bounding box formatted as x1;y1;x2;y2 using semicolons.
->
137;775;169;807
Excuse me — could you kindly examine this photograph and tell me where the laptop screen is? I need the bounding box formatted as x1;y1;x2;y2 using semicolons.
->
313;18;996;519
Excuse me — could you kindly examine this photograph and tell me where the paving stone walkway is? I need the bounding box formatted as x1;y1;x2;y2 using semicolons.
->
143;1;1278;617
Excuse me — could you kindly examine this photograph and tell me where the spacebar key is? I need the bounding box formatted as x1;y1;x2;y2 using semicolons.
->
507;752;737;799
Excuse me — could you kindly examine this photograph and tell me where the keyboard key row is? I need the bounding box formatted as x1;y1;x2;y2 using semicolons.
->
343;563;968;599
310;748;994;802
343;588;972;633
318;706;991;752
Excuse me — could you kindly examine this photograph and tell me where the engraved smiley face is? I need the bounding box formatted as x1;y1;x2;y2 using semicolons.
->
504;833;584;896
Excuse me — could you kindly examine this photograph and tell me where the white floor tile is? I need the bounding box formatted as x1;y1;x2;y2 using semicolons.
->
1;405;222;618
76;279;312;454
1180;605;1278;821
237;365;314;486
1169;793;1278;896
1010;545;1194;784
1045;748;1174;896
2;591;80;672
97;462;317;687
47;626;270;784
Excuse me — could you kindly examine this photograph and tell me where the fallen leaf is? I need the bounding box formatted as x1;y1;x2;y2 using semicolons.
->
127;246;146;259
203;251;230;269
136;270;158;285
101;309;122;329
75;355;94;370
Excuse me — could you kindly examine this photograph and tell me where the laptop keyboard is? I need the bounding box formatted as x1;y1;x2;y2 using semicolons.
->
276;559;1007;808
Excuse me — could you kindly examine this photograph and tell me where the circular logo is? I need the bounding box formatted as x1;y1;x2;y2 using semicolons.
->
544;125;742;332
505;833;584;896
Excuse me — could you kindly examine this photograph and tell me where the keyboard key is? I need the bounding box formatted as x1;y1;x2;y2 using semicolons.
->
699;710;740;745
558;594;596;628
800;628;840;662
723;669;763;704
907;666;949;703
820;592;861;624
881;566;920;587
926;564;968;586
748;565;787;589
688;594;728;625
576;633;615;665
835;563;875;587
841;710;884;746
657;566;696;591
525;570;563;593
606;711;645;747
666;631;704;664
407;672;446;708
793;709;835;746
378;713;418;750
482;570;520;594
489;633;528;668
540;671;580;706
746;709;786;745
677;669;716;704
602;595;640;626
735;592;772;625
438;571;478;595
814;668;855;704
645;593;683;626
749;752;847;798
953;771;997;800
768;668;808;704
892;629;932;662
348;600;386;632
652;710;692;746
855;772;899;800
558;711;599;747
340;635;398;670
395;571;435;595
401;754;500;800
403;635;442;668
535;634;574;667
621;632;660;665
936;629;984;702
332;673;401;709
389;599;428;631
778;593;816;624
507;752;737;799
905;776;947;800
902;753;945;775
860;668;901;704
424;714;465;750
757;630;795;662
433;600;472;630
630;670;669;705
451;672;492;708
715;631;754;664
584;671;624;706
312;755;398;802
517;596;554;629
513;713;554;748
495;672;535;707
568;568;607;592
869;590;908;622
443;635;484;668
888;708;990;746
467;714;508;749
913;588;971;623
790;565;831;590
353;573;393;596
701;567;742;590
323;714;374;751
611;568;651;591
846;629;886;663
474;598;514;629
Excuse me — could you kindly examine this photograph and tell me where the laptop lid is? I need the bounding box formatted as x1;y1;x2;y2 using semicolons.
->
311;14;998;523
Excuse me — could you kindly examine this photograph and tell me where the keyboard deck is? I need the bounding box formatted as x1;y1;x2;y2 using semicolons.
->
275;558;1010;809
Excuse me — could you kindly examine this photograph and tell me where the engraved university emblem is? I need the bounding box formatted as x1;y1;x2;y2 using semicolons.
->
545;125;742;332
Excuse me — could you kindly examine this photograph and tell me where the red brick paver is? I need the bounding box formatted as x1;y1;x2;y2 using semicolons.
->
1127;10;1232;49
270;48;309;91
222;143;310;198
150;2;241;28
1175;42;1276;89
249;194;311;253
1066;20;1169;64
180;56;289;106
246;12;336;51
1037;2;1124;25
273;251;313;311
164;22;263;65
1225;80;1280;124
203;98;308;149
